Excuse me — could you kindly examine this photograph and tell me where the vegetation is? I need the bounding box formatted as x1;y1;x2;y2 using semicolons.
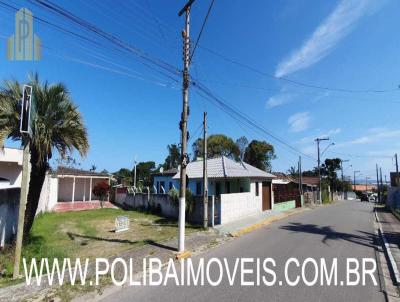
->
168;188;195;216
0;208;200;285
162;144;180;169
0;74;89;241
92;181;110;207
192;134;240;160
243;140;276;171
135;161;156;187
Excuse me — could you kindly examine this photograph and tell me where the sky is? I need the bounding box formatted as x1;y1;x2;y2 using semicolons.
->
1;0;400;183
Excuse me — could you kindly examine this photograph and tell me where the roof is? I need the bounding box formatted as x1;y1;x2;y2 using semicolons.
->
352;184;377;191
301;177;320;186
56;166;110;177
152;168;179;176
172;156;275;180
272;172;299;184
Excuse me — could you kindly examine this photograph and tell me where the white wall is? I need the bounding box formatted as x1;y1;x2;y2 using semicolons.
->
37;175;58;213
220;189;262;225
0;162;22;189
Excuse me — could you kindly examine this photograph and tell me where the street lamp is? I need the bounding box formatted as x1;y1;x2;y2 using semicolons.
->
321;142;335;156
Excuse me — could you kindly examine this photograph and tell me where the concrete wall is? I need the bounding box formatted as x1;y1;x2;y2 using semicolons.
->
273;200;296;212
37;175;58;213
219;191;262;225
58;177;106;202
0;188;19;247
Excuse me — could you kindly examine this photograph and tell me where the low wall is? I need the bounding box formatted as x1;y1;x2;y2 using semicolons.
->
219;192;261;225
0;188;20;247
273;200;296;212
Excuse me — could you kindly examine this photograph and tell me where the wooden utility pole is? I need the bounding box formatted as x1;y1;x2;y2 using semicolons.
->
380;167;383;200
203;112;208;228
376;164;381;203
13;84;33;279
13;141;30;279
315;137;329;204
340;159;349;199
178;0;195;253
396;153;399;188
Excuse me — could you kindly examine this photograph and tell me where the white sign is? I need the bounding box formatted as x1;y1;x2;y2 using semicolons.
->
115;216;130;233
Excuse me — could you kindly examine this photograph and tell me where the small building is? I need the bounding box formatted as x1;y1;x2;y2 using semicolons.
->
152;156;276;225
0;147;22;247
38;167;112;212
352;184;377;191
0;147;23;190
152;168;179;193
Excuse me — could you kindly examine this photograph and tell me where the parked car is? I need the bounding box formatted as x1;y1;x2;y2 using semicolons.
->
360;193;369;202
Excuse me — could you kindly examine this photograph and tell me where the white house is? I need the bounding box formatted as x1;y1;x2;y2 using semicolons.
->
153;156;276;225
0;147;23;247
0;147;23;190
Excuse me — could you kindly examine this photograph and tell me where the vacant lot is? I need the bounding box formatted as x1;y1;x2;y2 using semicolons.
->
0;208;201;285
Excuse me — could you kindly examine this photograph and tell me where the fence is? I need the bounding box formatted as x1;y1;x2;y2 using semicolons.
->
115;191;220;226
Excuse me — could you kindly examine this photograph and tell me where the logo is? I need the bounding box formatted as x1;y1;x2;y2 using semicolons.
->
7;8;41;61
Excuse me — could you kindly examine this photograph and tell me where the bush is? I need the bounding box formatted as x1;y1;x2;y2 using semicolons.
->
168;188;195;216
92;181;110;208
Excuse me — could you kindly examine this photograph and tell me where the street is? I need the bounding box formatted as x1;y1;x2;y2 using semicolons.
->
100;201;384;302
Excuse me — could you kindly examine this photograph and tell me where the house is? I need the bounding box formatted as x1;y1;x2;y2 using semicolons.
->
352;184;377;191
152;168;179;193
0;147;22;247
0;147;23;190
151;156;276;225
38;167;113;212
272;173;319;207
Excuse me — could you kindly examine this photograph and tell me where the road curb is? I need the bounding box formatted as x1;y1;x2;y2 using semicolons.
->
375;207;400;285
229;207;309;237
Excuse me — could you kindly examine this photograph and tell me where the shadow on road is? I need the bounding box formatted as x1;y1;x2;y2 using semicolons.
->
280;222;379;248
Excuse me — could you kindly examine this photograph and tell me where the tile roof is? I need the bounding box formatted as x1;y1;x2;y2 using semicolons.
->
56;166;110;177
172;156;275;179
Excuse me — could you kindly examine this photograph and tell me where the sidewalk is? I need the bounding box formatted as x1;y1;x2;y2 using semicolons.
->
215;206;310;237
375;206;400;284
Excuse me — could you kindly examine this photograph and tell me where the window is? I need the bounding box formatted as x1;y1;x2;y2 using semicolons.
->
196;181;202;196
225;181;231;194
255;182;259;196
169;182;173;191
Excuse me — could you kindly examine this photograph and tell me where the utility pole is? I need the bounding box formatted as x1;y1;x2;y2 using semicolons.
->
396;153;399;188
178;0;195;253
13;85;33;279
298;156;303;195
340;159;349;199
376;164;381;203
133;156;137;189
380;167;383;202
203;112;208;228
315;137;329;204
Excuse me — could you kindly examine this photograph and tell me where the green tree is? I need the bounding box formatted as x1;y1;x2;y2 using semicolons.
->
192;134;240;160
321;158;342;191
134;161;156;187
287;166;299;177
0;74;89;240
163;144;180;169
243;140;275;171
113;168;132;185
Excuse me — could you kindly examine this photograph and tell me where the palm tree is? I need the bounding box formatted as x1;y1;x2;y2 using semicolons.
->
0;74;89;241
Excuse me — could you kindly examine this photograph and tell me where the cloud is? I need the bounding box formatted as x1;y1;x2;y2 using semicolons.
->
266;93;293;108
336;128;400;148
275;0;373;77
288;112;310;133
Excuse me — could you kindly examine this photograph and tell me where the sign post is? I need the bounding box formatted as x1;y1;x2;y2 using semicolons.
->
13;85;32;279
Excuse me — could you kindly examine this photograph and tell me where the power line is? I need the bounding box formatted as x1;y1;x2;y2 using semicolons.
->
190;0;215;63
199;46;399;94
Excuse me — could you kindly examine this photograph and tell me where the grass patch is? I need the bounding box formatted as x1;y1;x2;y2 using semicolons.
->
0;208;201;287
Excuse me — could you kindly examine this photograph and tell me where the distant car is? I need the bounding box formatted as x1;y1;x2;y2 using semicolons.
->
360;193;369;202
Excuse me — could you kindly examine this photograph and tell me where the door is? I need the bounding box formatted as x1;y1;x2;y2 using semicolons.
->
262;182;271;211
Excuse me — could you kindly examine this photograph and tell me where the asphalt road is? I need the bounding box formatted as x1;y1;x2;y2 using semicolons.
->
101;201;385;302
